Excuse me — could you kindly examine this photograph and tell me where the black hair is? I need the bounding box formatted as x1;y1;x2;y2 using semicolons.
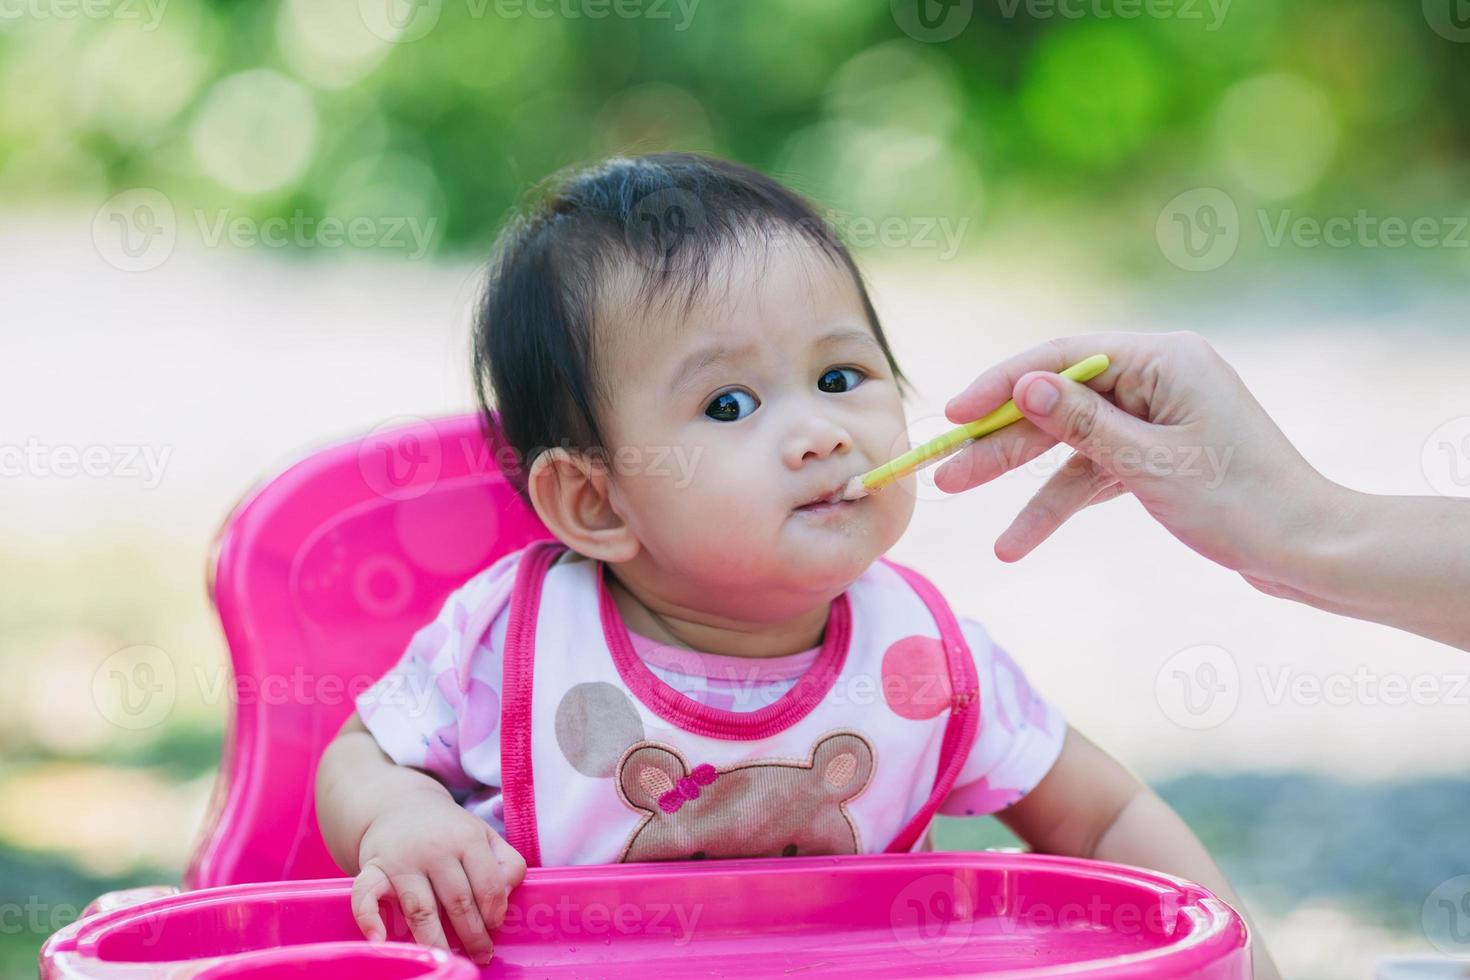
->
471;152;910;503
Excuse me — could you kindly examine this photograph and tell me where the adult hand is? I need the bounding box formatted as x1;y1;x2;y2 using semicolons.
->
936;331;1337;582
936;331;1470;651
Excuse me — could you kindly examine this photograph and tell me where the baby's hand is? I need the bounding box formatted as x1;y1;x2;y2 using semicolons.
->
351;791;527;965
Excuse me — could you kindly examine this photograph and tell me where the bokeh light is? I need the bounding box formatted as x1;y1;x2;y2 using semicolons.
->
1212;73;1339;200
1020;24;1163;171
276;0;393;90
189;69;319;196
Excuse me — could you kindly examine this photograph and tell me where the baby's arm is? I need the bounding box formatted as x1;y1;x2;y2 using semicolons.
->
995;727;1280;980
315;712;526;966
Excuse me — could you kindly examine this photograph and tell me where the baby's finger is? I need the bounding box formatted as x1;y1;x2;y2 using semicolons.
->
995;451;1121;562
392;872;452;952
462;844;509;930
933;418;1058;494
429;861;494;965
351;863;392;942
489;833;528;891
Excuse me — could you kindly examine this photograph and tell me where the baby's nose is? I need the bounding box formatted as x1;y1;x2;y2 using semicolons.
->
783;417;853;468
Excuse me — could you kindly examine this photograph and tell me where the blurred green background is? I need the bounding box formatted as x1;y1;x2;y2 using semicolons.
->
4;0;1469;271
4;1;1470;977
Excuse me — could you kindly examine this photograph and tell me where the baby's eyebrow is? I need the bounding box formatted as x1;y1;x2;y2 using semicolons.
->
815;326;885;357
667;326;884;396
667;340;761;395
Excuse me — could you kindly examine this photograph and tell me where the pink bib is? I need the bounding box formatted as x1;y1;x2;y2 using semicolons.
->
499;541;980;868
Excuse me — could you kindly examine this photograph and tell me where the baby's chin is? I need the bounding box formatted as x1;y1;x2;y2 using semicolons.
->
776;519;891;591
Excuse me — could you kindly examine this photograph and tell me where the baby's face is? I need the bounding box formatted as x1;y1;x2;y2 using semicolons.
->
597;240;915;620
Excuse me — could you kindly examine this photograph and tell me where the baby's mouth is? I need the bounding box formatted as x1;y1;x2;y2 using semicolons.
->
794;481;856;512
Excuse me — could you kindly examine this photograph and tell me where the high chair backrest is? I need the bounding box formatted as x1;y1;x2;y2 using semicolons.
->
189;414;552;888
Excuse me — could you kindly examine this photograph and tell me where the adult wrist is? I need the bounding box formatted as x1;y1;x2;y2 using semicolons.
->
1251;478;1369;613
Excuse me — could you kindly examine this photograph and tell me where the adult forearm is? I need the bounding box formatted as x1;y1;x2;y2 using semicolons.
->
316;728;454;874
1259;488;1470;651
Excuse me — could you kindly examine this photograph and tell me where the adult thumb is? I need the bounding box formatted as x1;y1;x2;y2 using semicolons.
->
1013;372;1152;475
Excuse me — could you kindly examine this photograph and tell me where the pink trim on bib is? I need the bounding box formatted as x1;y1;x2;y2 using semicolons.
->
878;557;981;853
598;561;853;741
499;539;565;868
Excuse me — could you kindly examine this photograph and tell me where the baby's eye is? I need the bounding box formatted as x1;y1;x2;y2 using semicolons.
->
704;389;758;422
818;367;864;393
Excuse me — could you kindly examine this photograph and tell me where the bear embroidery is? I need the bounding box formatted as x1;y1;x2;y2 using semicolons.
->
614;731;876;862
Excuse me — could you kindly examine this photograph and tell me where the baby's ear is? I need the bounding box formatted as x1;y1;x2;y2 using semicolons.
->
810;732;875;802
617;743;688;813
526;447;639;563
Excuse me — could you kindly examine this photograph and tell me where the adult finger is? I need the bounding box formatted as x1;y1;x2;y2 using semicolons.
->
352;863;392;942
392;872;451;951
429;861;493;964
933;417;1060;494
995;452;1122;562
1012;372;1157;477
944;334;1131;425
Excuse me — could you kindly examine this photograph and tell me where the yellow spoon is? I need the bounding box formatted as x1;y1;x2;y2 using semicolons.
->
836;354;1111;502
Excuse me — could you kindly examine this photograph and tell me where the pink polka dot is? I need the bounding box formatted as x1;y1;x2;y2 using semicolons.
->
424;722;470;788
460;679;500;751
947;776;1022;816
993;646;1050;735
435;666;463;708
881;635;952;720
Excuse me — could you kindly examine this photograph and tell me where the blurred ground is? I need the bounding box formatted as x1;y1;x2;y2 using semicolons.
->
3;222;1468;979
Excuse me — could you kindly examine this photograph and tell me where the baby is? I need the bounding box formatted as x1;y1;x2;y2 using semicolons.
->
315;153;1277;976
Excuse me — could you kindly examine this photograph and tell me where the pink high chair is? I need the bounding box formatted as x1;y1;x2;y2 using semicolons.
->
40;415;1252;978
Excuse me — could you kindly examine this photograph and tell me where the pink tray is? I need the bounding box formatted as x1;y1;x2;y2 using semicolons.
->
41;852;1250;978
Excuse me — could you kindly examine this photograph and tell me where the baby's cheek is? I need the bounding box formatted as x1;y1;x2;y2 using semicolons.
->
676;453;765;512
681;489;782;570
641;465;762;542
884;474;919;526
871;486;916;553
